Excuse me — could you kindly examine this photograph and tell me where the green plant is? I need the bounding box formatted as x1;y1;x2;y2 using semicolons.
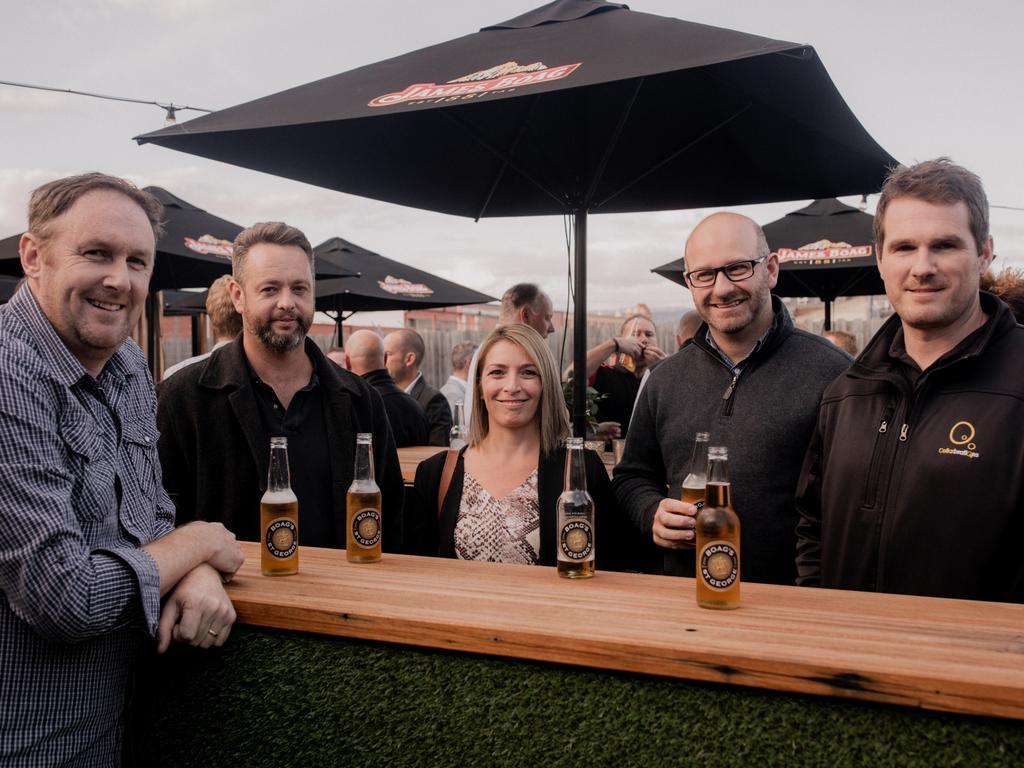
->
562;377;607;433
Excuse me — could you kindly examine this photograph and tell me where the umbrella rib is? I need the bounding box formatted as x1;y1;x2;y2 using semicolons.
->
583;77;645;209
469;94;542;222
592;102;753;210
440;108;567;213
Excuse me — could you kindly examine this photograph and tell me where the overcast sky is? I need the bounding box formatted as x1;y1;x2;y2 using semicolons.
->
3;0;1022;319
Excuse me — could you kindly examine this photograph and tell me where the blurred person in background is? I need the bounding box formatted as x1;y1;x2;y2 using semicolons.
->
981;266;1024;323
162;274;242;380
581;314;667;441
675;309;702;350
345;329;428;447
384;328;452;446
440;340;477;416
821;329;859;356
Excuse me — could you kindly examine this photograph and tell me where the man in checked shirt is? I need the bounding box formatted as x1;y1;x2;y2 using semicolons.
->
0;173;244;766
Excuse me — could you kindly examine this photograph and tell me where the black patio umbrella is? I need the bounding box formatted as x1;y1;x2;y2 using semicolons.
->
141;186;242;290
0;187;244;373
136;0;896;434
766;198;883;329
314;237;495;337
0;187;241;290
652;197;884;330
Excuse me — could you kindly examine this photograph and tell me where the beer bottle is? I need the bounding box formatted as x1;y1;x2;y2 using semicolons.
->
449;400;467;450
556;437;595;579
680;431;710;510
346;432;382;563
695;446;740;609
261;437;299;576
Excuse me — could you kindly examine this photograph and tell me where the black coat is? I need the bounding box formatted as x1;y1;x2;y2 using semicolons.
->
156;338;404;551
796;293;1024;601
406;446;644;572
410;375;453;446
361;368;429;448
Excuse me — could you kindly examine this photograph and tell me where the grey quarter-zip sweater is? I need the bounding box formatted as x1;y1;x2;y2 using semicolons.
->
612;296;851;585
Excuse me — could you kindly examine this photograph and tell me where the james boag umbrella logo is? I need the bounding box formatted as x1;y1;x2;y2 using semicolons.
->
378;275;434;297
774;239;873;266
184;235;234;260
368;60;582;108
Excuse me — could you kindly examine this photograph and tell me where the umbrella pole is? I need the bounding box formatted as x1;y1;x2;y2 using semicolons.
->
824;300;833;331
572;211;587;438
190;315;202;357
145;293;161;379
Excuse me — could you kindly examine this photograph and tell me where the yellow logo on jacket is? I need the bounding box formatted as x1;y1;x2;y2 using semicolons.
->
938;420;980;459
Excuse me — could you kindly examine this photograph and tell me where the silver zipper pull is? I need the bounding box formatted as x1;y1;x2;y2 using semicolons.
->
879;420;888;433
899;423;908;442
722;373;739;401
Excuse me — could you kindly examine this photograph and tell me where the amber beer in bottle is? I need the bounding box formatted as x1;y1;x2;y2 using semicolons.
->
346;432;382;563
261;437;299;576
557;437;596;579
680;431;710;510
695;446;740;609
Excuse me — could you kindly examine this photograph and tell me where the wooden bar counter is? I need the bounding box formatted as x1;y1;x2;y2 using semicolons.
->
397;444;447;483
225;542;1024;721
138;543;1024;767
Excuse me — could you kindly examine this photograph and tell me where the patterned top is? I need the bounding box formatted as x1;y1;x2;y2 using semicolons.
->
455;469;540;564
0;286;174;767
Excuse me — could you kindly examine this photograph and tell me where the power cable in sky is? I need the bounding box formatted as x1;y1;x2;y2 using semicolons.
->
0;78;211;124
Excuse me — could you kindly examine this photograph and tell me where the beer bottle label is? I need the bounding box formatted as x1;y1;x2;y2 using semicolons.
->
559;520;594;562
351;508;381;548
699;540;738;590
265;518;298;559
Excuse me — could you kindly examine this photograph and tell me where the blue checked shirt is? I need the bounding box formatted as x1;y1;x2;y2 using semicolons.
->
0;286;174;766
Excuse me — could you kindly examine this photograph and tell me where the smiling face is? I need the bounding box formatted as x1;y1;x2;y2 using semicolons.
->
231;243;314;353
877;197;992;334
684;213;778;342
20;189;155;375
479;339;543;433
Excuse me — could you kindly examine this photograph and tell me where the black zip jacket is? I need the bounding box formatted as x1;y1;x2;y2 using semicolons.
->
795;293;1024;602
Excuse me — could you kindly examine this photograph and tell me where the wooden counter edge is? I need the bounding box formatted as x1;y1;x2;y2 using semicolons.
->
226;547;1024;721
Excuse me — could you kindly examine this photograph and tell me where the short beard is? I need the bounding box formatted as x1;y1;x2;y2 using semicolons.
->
249;314;311;353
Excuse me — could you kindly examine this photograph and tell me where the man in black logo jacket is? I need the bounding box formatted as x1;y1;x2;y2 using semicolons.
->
796;159;1024;602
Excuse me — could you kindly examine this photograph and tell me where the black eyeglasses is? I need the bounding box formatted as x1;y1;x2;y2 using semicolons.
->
684;256;767;288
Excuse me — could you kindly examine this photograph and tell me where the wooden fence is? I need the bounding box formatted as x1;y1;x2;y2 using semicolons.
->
162;317;884;385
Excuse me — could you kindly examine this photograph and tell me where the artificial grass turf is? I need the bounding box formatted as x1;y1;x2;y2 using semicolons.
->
137;626;1024;768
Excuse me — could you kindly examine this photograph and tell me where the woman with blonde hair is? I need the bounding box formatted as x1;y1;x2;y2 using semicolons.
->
405;324;627;569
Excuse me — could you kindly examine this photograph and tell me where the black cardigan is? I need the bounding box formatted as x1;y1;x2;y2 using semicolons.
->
405;446;645;572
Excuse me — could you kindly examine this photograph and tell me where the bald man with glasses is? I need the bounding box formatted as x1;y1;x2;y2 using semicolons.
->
613;212;851;585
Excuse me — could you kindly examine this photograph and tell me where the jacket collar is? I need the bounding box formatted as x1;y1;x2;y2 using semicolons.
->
199;335;364;398
361;367;403;394
851;291;1016;380
691;294;794;368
